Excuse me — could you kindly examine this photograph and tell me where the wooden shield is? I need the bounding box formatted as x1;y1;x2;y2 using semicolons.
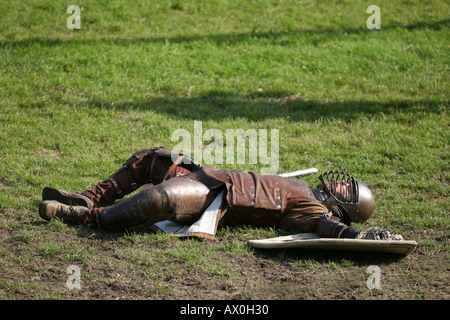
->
247;233;418;255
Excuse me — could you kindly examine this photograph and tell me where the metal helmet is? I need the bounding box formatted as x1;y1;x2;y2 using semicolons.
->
317;171;375;224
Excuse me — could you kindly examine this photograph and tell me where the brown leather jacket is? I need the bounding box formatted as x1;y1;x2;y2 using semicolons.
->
183;167;328;228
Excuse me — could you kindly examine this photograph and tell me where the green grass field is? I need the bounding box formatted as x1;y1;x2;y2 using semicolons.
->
0;0;448;301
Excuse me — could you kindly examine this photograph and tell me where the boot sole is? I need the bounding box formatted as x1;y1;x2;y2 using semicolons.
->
42;187;93;209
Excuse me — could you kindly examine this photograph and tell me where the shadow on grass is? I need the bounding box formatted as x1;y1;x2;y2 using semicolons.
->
1;19;448;48
82;89;446;122
252;247;407;266
70;223;407;266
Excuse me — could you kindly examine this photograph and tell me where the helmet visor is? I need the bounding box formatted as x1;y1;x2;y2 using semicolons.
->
319;171;359;204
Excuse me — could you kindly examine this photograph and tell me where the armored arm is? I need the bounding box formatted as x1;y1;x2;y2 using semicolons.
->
316;214;361;238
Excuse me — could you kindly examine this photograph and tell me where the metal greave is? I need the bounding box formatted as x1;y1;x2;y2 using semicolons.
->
99;185;167;231
99;177;216;231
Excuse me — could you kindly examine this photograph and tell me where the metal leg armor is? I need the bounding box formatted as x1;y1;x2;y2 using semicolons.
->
99;177;216;232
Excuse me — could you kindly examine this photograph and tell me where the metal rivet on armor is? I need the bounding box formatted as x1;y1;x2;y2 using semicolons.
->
251;193;255;197
277;205;281;209
277;196;281;200
251;201;255;206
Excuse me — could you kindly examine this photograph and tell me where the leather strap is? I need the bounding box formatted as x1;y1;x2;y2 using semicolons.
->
163;155;184;181
148;152;158;183
110;178;122;196
337;226;349;238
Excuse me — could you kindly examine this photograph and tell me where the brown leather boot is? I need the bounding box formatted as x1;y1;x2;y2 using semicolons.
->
42;187;94;209
39;200;89;225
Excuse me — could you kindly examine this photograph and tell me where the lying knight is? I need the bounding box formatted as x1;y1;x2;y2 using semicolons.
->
39;147;395;240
